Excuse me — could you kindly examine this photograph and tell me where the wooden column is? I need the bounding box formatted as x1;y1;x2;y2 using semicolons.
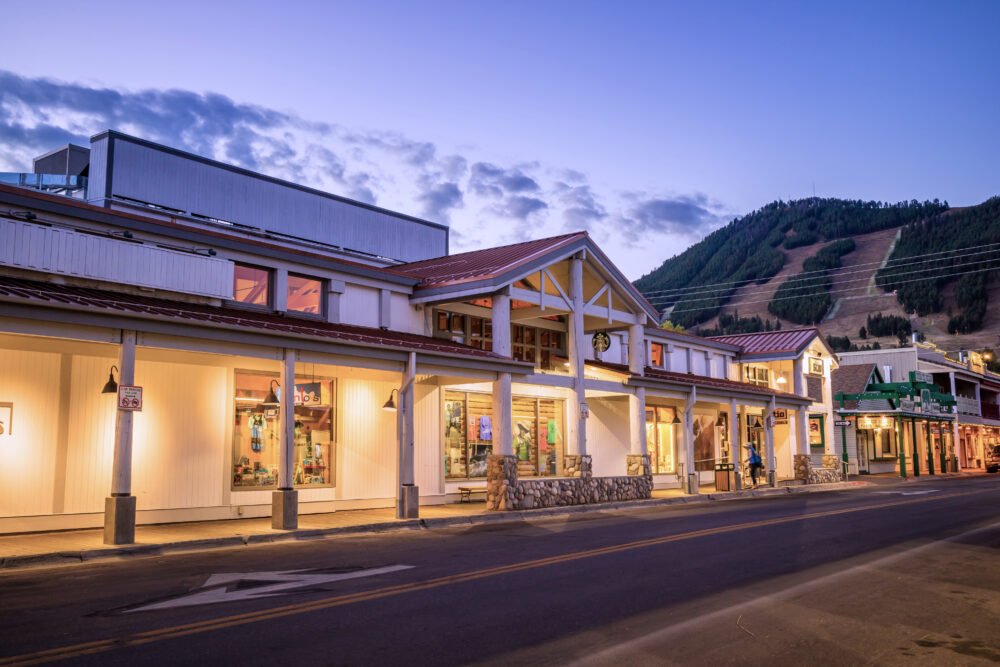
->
272;348;298;530
628;322;647;457
765;397;777;486
397;352;418;518
729;397;742;491
492;291;513;456
684;386;697;493
104;330;137;545
568;254;587;456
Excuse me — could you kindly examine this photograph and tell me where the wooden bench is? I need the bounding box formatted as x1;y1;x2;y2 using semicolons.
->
458;486;488;503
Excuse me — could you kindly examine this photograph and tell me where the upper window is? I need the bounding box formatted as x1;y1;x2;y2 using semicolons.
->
650;342;664;368
744;365;770;387
287;274;323;315
233;263;272;307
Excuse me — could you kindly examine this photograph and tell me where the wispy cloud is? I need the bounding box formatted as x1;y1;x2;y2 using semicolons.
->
0;70;730;271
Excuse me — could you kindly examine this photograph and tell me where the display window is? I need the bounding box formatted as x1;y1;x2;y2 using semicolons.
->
233;263;272;307
809;414;825;449
287;274;323;315
645;406;678;474
857;427;897;461
444;390;565;479
232;370;335;489
693;413;718;471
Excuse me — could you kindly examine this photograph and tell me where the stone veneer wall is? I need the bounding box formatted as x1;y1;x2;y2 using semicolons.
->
626;454;651;476
486;455;652;511
794;454;842;484
563;454;592;478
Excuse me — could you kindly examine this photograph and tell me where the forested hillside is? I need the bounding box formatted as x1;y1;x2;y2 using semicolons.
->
635;195;1000;351
634;198;946;328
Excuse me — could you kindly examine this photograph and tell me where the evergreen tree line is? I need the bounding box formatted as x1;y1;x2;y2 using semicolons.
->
768;239;856;325
826;334;885;353
860;312;912;339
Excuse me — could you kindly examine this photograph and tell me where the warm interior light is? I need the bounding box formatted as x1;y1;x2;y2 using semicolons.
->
262;379;280;407
101;365;119;394
775;376;787;385
383;389;398;412
235;396;264;403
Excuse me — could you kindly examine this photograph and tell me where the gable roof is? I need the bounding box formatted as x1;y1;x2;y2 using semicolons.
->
831;363;882;409
708;327;826;359
396;231;661;322
395;232;586;287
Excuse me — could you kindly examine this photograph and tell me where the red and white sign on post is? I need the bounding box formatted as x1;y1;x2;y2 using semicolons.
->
117;385;143;411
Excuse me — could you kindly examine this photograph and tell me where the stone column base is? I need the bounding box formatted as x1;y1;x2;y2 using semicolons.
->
626;454;650;476
397;484;419;519
272;489;298;530
793;454;811;482
487;454;519;511
103;495;136;545
564;454;593;478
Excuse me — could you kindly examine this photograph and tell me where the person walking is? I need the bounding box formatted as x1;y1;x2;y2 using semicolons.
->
747;443;763;487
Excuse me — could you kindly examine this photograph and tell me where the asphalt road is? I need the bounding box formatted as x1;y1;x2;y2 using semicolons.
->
1;477;999;666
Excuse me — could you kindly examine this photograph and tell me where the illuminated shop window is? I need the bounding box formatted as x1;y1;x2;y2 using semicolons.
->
287;274;323;315
444;390;564;479
232;370;335;489
233;263;272;306
645;406;678;474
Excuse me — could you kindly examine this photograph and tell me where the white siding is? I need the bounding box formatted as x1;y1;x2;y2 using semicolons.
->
1;218;234;299
672;347;690;373
130;359;227;510
341;284;381;328
391;293;423;334
0;348;62;517
337;378;397;500
587;397;629;477
414;384;442;495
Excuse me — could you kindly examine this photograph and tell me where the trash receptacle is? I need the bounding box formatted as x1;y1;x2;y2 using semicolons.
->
714;463;735;492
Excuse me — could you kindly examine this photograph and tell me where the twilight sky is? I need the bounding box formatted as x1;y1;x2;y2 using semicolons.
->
2;0;998;279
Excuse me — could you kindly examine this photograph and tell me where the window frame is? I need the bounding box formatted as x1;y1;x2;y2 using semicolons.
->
232;262;274;309
286;272;326;319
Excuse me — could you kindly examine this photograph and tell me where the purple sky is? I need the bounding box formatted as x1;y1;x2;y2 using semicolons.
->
3;1;998;278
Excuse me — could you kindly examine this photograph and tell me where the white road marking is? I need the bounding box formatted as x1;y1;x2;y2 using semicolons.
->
872;489;940;496
127;565;414;612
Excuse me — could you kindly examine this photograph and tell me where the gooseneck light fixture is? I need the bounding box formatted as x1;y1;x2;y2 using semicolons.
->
101;365;119;394
383;389;398;413
263;379;281;408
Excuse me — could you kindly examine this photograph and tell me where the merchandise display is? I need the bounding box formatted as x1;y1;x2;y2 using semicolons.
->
645;406;678;474
445;390;563;479
232;370;335;489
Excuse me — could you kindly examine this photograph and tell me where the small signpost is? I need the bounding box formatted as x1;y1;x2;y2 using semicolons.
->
117;385;143;411
834;419;851;427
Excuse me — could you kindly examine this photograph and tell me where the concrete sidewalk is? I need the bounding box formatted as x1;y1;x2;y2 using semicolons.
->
0;482;870;571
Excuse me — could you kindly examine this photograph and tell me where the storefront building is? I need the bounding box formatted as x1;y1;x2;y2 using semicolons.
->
0;131;833;541
837;344;1000;471
708;329;839;480
831;364;957;476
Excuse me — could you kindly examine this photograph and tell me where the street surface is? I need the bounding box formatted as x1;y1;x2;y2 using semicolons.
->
1;476;999;666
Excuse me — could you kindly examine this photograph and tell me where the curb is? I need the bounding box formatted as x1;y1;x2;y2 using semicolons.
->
0;480;871;572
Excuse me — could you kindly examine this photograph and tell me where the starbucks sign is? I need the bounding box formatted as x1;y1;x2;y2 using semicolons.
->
592;331;611;353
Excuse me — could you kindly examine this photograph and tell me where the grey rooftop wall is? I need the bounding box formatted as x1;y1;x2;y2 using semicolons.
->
86;131;448;264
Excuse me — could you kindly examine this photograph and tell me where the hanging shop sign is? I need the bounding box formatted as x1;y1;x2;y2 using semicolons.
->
808;357;824;376
772;408;789;425
899;398;916;412
117;385;143;411
592;331;611;354
858;415;894;430
910;371;933;385
294;382;323;406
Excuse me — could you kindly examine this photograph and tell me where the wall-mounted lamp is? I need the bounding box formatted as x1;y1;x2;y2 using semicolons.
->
671;410;682;425
101;365;119;394
263;379;280;407
383;389;398;413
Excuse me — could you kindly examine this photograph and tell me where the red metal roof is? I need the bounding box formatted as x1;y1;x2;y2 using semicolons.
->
585;360;807;401
0;276;515;361
708;328;820;357
394;232;587;288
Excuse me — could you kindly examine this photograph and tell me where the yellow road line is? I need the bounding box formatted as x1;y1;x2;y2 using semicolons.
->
0;488;993;666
